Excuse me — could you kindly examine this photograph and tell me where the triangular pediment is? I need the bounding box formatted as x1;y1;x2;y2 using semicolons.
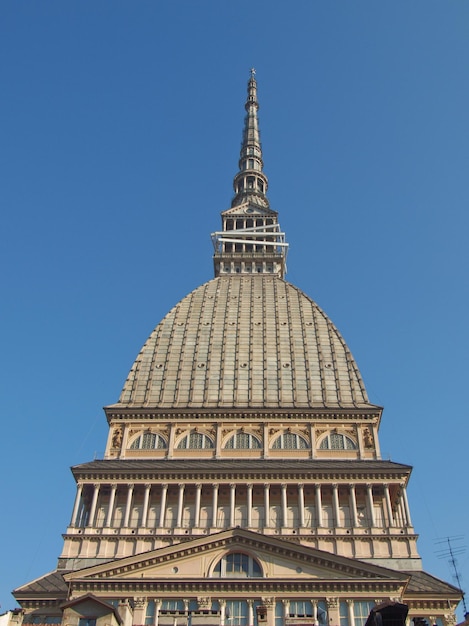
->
64;529;407;585
221;202;277;218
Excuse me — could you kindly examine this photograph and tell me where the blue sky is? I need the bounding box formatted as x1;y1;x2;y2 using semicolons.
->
1;0;469;618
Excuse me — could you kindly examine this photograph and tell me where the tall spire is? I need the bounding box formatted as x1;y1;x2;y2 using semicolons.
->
211;71;288;279
231;68;269;209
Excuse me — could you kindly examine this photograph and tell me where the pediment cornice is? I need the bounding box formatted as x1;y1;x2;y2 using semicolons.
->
64;529;408;583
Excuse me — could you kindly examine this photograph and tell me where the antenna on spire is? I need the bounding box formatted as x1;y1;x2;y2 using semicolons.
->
435;536;467;617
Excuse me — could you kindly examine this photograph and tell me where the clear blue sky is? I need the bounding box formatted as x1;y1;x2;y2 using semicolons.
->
1;1;468;618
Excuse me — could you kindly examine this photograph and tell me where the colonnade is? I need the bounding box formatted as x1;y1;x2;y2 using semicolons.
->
132;598;446;626
70;481;413;530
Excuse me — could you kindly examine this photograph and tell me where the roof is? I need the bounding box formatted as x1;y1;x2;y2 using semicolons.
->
115;276;373;410
405;570;462;596
13;570;68;597
72;458;412;477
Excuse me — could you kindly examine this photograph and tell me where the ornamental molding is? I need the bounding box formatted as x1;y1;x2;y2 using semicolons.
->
68;579;404;596
71;469;411;483
105;409;382;422
64;531;407;586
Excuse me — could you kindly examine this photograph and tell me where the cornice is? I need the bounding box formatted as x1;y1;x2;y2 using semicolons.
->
68;578;404;596
71;468;411;483
104;408;382;422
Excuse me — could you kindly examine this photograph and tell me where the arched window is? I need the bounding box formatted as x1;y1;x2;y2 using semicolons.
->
212;552;262;578
129;432;166;450
319;433;357;450
177;431;214;449
225;432;261;449
272;433;308;450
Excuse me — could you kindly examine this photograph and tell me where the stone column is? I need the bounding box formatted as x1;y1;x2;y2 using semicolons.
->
366;484;375;527
159;484;168;527
123;483;134;527
332;484;341;527
219;600;226;626
349;484;358;527
70;483;83;527
263;424;270;458
247;600;254;626
212;483;219;527
106;484;117;527
383;484;394;527
88;484;100;527
176;483;185;527
154;600;161;626
264;483;270;528
142;484;151;528
298;483;305;527
347;599;355;626
230;483;236;527
246;484;253;527
315;484;323;527
281;484;288;527
167;424;175;459
400;485;413;527
194;484;202;527
215;424;223;458
312;601;318;626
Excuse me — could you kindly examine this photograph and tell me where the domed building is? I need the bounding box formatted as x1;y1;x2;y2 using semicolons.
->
14;71;461;626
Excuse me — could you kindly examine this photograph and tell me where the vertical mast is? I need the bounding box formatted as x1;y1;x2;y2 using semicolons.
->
231;68;270;209
212;70;288;278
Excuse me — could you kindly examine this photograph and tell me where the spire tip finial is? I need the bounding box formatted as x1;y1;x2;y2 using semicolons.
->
250;67;256;78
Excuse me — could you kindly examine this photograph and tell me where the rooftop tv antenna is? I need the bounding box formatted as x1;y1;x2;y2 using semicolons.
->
435;536;467;617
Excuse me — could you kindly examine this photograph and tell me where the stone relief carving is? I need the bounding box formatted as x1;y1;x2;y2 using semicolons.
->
363;427;374;448
111;428;123;449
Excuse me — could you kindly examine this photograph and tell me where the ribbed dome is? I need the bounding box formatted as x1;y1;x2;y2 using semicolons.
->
118;276;370;409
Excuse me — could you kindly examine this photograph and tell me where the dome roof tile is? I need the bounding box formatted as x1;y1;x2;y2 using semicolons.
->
118;276;370;409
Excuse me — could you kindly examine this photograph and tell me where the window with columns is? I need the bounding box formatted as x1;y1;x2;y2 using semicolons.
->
177;431;214;449
212;552;262;577
272;432;308;449
276;600;328;626
288;600;312;616
161;600;185;611
225;600;249;626
129;432;167;450
353;601;375;626
319;433;357;450
225;432;261;449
